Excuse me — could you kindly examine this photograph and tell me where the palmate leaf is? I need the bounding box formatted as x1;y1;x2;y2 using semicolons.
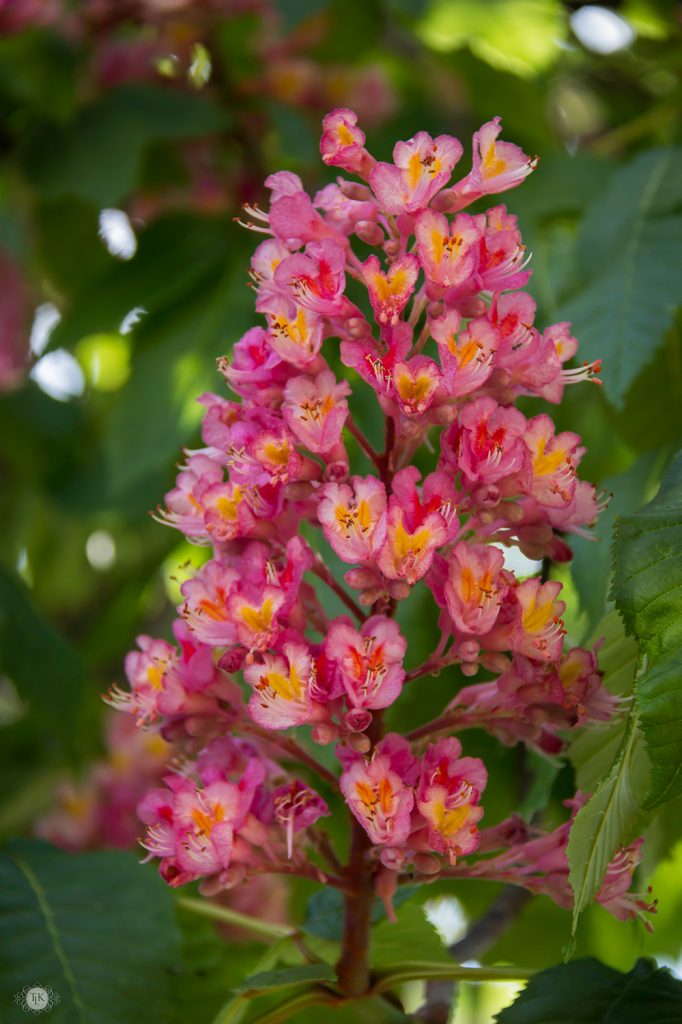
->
233;964;336;995
496;957;682;1023
0;840;181;1024
21;85;229;207
559;147;682;408
0;565;87;753
612;451;682;806
567;708;649;931
302;885;419;941
418;0;566;78
567;610;638;793
566;612;649;929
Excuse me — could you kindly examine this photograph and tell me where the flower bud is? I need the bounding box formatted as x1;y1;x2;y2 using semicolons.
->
355;220;385;246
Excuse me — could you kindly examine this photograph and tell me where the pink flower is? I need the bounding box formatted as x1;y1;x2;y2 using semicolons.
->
264;299;324;368
106;109;616;925
415;210;481;290
244;642;323;729
417;737;487;863
273;780;330;858
441;118;537;211
362;253;419;326
274;240;349;317
377;468;455;586
340;735;417;845
392;356;442;416
138;762;265;887
370;131;462;214
283;370;350;454
524;414;583;509
320;108;375;179
154;453;225;540
325;615;407;711
218;326;289;403
269;191;336;247
317;476;387;563
446;396;527;485
180;560;240;647
512;578;566;662
432;312;497;397
444;542;506;637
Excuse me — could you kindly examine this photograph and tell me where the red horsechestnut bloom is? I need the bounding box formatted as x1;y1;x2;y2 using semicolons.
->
99;109;651;931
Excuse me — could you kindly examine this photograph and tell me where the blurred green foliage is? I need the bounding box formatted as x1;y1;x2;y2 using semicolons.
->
1;1;681;1022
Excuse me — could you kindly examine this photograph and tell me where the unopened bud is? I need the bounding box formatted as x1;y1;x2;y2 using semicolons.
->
480;652;511;674
474;484;500;508
355;220;385;246
344;708;373;733
324;459;349;483
498;501;524;523
431;188;457;213
338;179;372;201
413;853;442;875
348;732;371;753
219;648;245;674
312;722;338;745
461;661;479;677
383;239;401;258
458;639;480;661
346;316;371;339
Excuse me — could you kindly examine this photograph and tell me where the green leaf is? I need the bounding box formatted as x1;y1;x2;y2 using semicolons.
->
371;902;450;968
570;454;659;629
0;565;87;752
188;43;212;88
0;839;182;1024
496;957;682;1023
102;243;253;503
172;901;267;1024
279;0;332;31
567;610;638;792
418;0;566;78
233;964;336;994
49;213;237;352
567;708;649;931
560;148;682;408
302;885;419;941
211;940;291;1024
21;85;229;206
518;750;561;820
612;451;682;805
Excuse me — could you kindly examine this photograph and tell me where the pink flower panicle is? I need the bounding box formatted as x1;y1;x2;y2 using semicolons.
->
102;110;652;927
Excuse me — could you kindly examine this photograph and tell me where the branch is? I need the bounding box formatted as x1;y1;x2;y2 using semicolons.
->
405;653;455;684
449;886;533;962
416;887;532;1022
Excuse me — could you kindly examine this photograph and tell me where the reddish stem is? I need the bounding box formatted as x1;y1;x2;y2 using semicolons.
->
381;415;396;488
336;819;375;996
405;653;455;684
311;561;367;622
406;711;530;743
243;723;339;788
336;711;384;997
346;415;383;470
